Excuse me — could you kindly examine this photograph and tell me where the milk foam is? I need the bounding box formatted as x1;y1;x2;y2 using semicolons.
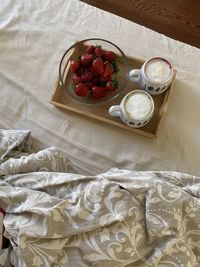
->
125;93;152;119
145;58;171;83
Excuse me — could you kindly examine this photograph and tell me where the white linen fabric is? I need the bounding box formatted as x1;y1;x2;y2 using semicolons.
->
1;129;200;267
0;0;200;175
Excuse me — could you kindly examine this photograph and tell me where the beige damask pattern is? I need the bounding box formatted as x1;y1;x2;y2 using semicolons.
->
0;130;200;267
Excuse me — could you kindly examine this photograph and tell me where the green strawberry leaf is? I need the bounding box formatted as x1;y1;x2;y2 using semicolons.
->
112;59;120;73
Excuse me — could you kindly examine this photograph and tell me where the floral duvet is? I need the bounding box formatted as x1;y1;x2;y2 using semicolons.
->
0;130;200;267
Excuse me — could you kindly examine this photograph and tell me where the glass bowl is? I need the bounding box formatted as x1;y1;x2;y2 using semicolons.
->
59;38;129;106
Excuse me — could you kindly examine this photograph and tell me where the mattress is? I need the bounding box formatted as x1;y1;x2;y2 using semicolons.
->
0;0;200;176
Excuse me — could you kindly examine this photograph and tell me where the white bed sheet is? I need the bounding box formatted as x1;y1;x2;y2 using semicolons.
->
0;0;200;176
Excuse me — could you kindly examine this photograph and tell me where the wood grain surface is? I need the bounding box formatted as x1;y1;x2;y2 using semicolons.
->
81;0;200;48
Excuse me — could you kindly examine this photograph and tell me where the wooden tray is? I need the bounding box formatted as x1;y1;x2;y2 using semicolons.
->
50;55;176;138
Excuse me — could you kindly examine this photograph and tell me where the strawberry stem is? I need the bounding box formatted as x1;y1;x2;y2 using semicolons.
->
112;78;119;89
112;59;120;73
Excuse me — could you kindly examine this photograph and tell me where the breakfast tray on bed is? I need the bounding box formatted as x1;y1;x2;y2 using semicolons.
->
50;55;176;138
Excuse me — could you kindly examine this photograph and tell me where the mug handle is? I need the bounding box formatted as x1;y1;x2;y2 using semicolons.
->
109;105;121;117
129;69;140;83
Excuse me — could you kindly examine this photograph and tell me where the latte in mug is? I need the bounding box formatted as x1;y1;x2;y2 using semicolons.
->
109;90;154;128
125;92;153;120
145;58;172;84
129;57;174;95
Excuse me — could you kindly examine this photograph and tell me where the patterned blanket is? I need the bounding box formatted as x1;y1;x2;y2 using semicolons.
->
0;130;200;267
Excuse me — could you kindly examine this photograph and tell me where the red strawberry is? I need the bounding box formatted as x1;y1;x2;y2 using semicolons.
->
101;76;111;83
103;62;113;78
105;81;114;91
70;60;80;73
81;71;93;82
92;58;104;75
85;82;93;90
87;45;95;54
95;47;104;57
89;66;99;77
81;54;93;66
92;86;106;99
75;83;89;97
103;51;115;62
76;66;86;76
72;74;82;84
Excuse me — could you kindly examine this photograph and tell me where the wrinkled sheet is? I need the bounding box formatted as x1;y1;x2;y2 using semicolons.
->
1;0;200;176
0;129;200;267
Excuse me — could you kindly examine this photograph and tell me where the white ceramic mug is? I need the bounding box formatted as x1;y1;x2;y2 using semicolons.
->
129;57;173;95
109;90;154;128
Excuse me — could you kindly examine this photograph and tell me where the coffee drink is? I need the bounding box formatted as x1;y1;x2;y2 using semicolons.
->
109;90;154;128
129;57;174;95
145;58;172;83
125;92;153;119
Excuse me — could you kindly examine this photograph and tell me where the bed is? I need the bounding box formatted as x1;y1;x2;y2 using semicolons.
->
1;0;200;176
0;129;200;266
1;0;200;266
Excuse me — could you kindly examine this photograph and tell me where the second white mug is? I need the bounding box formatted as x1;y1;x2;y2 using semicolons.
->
109;90;154;128
129;57;173;95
